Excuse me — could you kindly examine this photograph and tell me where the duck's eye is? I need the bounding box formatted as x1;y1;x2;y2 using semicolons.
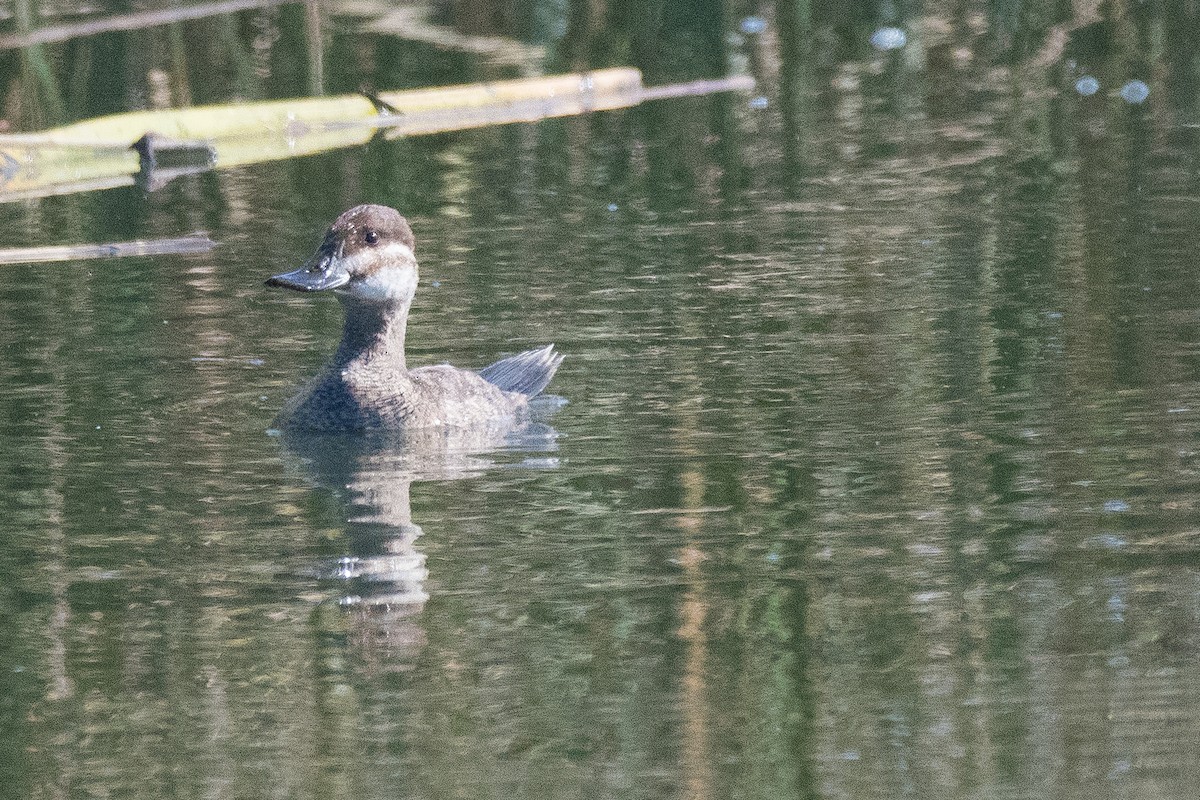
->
364;229;379;245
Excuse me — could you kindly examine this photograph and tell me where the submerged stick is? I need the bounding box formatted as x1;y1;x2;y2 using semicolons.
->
363;5;544;63
0;232;216;264
372;69;756;137
639;75;758;101
0;0;296;49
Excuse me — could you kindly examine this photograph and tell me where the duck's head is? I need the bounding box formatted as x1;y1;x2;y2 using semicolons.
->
266;204;418;304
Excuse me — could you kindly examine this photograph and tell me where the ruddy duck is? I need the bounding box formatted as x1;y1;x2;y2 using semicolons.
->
266;204;563;432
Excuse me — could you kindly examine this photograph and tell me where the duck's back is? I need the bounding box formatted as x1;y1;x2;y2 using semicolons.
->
406;364;528;426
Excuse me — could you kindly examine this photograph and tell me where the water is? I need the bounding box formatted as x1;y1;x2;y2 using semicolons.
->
2;2;1200;798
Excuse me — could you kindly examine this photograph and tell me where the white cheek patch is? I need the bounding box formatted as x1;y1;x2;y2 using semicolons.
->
375;241;415;264
336;242;418;303
353;271;417;303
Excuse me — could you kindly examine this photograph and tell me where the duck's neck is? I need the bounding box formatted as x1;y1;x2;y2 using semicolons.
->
333;297;409;370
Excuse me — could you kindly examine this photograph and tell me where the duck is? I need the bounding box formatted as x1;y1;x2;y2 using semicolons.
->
266;204;563;432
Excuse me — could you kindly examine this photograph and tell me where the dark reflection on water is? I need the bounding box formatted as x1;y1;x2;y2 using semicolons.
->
3;1;1200;799
278;420;563;652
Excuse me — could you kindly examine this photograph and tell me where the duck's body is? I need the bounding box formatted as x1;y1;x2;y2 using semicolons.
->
276;344;562;431
267;205;562;432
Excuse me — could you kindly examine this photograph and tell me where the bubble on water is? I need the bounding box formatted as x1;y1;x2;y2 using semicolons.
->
1074;75;1100;96
1103;499;1131;513
1119;79;1149;104
606;203;619;212
739;16;767;35
748;95;769;110
870;27;907;51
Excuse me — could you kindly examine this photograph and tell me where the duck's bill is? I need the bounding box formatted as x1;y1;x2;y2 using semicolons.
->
265;253;351;292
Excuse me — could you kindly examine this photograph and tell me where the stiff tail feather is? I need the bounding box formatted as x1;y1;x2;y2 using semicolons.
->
479;344;564;397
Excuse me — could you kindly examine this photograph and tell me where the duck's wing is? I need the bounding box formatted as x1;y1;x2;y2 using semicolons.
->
478;344;564;397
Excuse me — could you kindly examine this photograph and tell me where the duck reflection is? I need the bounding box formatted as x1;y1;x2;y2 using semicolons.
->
276;416;561;652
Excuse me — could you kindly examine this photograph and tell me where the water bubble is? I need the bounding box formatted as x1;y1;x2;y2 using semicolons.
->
1075;75;1100;96
739;16;767;35
1103;499;1131;513
870;27;907;51
606;203;619;212
748;95;769;110
1119;80;1149;104
431;280;441;288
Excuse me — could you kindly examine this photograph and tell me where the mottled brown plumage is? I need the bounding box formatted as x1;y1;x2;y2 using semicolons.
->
267;205;563;432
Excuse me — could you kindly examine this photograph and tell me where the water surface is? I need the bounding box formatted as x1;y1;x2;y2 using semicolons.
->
1;2;1200;798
